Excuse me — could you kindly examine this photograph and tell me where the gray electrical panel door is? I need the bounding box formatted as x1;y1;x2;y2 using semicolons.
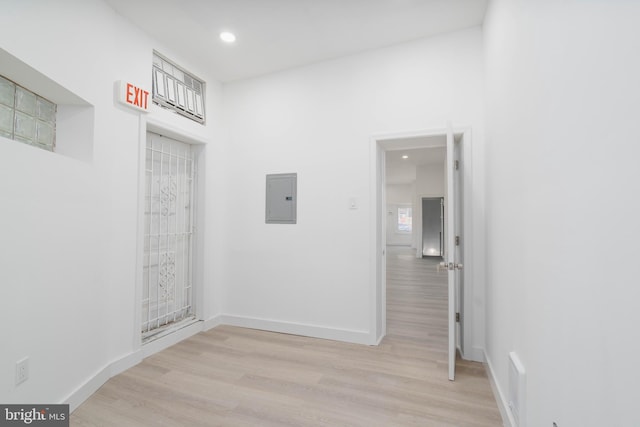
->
266;173;297;224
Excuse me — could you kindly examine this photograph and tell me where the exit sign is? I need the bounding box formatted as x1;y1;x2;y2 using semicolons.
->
116;80;149;112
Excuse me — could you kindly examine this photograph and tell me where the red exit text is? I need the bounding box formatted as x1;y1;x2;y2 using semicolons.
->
125;83;149;110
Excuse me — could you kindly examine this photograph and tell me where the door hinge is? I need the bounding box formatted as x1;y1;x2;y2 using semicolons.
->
455;236;460;246
455;160;459;170
456;312;460;322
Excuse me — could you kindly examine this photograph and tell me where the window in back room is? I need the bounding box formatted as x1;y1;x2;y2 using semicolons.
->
398;207;412;233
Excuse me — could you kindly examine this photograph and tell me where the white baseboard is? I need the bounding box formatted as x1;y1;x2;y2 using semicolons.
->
484;350;515;427
109;350;143;377
141;321;203;358
203;315;223;331
216;314;371;345
65;349;142;412
64;366;110;412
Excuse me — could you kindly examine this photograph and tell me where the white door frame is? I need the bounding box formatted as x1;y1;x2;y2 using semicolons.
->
446;124;456;380
369;126;474;360
133;116;207;350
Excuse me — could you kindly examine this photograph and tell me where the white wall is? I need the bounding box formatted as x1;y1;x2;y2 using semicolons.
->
386;183;414;246
416;164;445;196
484;1;640;426
387;183;414;204
222;27;485;344
0;0;223;407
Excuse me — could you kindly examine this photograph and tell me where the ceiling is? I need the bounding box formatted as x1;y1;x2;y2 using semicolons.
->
104;0;488;82
386;146;445;185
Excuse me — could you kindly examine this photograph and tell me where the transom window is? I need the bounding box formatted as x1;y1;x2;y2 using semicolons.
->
152;51;205;124
0;75;56;151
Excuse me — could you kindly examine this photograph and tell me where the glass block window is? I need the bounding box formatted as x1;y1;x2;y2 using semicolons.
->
152;52;205;124
0;75;56;151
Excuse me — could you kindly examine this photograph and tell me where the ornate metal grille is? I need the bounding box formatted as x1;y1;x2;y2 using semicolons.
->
142;133;195;340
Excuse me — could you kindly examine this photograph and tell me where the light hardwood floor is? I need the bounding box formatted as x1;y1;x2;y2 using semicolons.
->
71;246;502;426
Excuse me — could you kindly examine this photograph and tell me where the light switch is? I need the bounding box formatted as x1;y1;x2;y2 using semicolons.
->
349;197;357;210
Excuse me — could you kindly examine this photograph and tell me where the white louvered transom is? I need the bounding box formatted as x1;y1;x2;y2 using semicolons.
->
152;52;205;124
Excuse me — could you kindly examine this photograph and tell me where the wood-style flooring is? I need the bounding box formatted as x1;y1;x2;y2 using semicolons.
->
71;246;502;426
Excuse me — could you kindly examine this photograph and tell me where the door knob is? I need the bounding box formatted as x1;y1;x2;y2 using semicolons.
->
438;262;463;271
438;262;452;272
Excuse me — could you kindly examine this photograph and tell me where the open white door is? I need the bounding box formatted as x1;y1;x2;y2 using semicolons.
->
444;124;461;381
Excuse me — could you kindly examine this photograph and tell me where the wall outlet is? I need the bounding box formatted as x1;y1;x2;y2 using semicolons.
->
15;357;29;385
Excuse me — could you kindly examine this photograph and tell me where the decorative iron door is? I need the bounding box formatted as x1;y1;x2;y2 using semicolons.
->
142;133;195;339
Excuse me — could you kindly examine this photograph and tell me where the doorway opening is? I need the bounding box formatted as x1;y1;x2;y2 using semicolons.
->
141;132;198;342
370;126;472;379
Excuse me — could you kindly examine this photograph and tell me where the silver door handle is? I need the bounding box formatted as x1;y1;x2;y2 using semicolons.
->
439;262;451;272
439;262;463;271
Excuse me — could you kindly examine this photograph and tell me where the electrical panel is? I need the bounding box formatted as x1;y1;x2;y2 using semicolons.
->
265;173;297;224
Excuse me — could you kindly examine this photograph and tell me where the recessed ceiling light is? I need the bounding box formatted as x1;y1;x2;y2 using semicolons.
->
220;31;236;43
402;155;409;159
